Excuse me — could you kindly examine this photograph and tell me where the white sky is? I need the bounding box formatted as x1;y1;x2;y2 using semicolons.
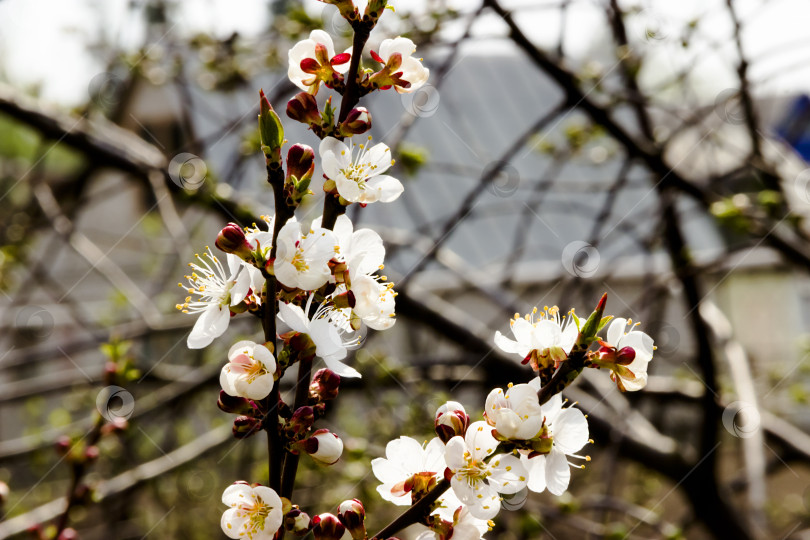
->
0;0;808;106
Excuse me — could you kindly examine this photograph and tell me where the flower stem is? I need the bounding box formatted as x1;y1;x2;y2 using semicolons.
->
280;354;313;499
536;348;588;405
370;478;451;539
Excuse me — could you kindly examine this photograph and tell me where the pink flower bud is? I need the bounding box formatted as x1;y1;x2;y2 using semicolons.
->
84;445;100;461
309;369;341;401
337;499;366;539
215;223;253;260
217;390;258;416
57;529;79;540
339;107;372;135
287;92;322;125
434;401;469;443
285;507;312;535
232;415;262;439
312;513;345;540
303;429;343;465
287;406;315;438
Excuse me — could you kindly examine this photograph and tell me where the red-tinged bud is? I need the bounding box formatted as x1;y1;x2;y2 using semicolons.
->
287;92;322;125
55;436;71;456
285;507;312;535
259;89;284;163
616;346;636;365
286;144;315;186
312;513;345;540
57;529;79;540
339;107;372;136
84;445;100;461
434;401;469;443
215;223;253;260
218;391;258;416
309;368;341;401
331;52;351;66
233;415;262;439
337;499;366;540
300;57;320;74
287;406;315;438
303;429;343;465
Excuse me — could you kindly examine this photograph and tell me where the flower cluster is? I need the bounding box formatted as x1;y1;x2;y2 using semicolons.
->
370;296;655;539
173;3;659;539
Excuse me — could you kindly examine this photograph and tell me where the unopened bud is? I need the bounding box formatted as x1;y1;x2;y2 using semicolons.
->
84;445;100;461
303;429;343;465
0;481;9;505
616;346;636;365
286;143;315;191
287;406;315;438
364;0;388;21
285;507;312;535
339;107;372;136
233;415;262;439
312;513;345;540
55;436;72;456
259;89;284;163
215;223;253;260
57;529;79;540
217;391;258;416
287;92;322;125
434;401;469;443
309;368;341;401
337;499;366;540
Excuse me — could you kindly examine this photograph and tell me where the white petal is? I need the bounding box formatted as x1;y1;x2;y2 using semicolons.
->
444;436;467;471
553;408;589;455
219;366;239;396
541;392;563;423
222;482;253;506
240;373;274;401
221;508;247;539
488;454;527;495
494;331;524;355
465;421;498;461
510;318;534;349
545;449;571;496
187;305;230;349
323;357;361;378
523;454;547;493
277;301;309;334
365;174;404;203
371;457;406;485
230;268;251;306
606;318;627;346
335;174;362;202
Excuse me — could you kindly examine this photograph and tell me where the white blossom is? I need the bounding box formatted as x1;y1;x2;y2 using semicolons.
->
221;482;283;540
371;436;446;506
277;295;362;378
371;37;430;94
274;219;336;291
288;30;351;94
599;318;655;391
220;341;276;401
320;136;403;204
520;393;590;496
178;249;262;349
494;306;578;369
445;422;527;520
484;383;544;441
